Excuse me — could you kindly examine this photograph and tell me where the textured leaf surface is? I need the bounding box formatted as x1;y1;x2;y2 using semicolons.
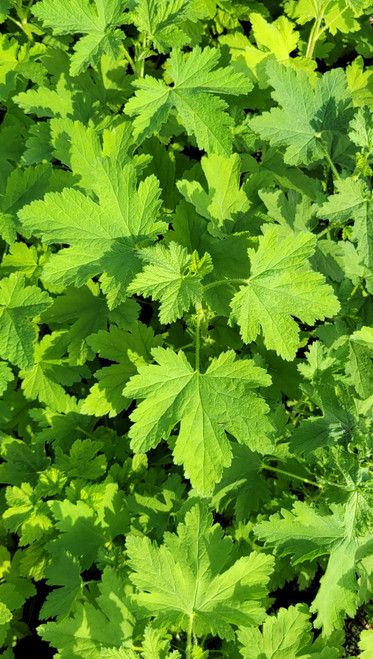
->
177;153;250;234
124;347;272;493
39;567;134;657
230;228;340;360
128;242;212;323
18;161;165;308
250;62;352;165
238;604;339;658
127;503;274;639
318;178;373;270
0;273;51;369
255;501;369;633
33;0;125;75
125;46;252;154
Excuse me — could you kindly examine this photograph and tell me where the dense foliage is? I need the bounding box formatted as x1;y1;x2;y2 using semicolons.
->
1;0;373;657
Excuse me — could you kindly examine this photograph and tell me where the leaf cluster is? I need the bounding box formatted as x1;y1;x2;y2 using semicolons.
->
0;0;372;657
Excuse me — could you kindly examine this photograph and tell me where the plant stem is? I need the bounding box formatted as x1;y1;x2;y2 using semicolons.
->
317;5;348;38
120;45;136;72
203;278;247;292
140;34;147;77
306;1;348;59
186;614;194;659
306;9;325;58
261;463;323;489
177;342;194;352
6;13;33;40
316;222;339;239
76;426;97;441
194;303;203;372
324;150;340;180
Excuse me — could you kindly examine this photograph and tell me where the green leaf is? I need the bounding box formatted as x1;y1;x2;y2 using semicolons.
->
0;0;11;24
140;626;181;659
40;283;109;365
177;153;250;234
82;322;160;417
127;502;274;640
349;106;373;151
1;242;43;280
45;499;106;569
318;178;373;270
0;361;13;395
310;539;359;636
3;483;53;545
250;12;299;61
32;0;125;75
0;164;52;243
250;61;352;165
124;347;272;493
125;46;252;154
0;273;52;369
131;0;192;52
14;75;74;118
254;501;367;634
128;242;212;323
230;227;340;360
211;445;270;521
254;502;343;564
0;436;50;487
38;567;134;657
54;439;107;481
359;630;373;659
39;551;83;621
346;326;373;398
20;331;88;413
238;604;339;658
44;483;129;568
18;160;165;308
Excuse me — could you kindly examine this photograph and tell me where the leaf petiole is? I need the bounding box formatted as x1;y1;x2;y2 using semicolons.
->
194;303;203;372
261;463;323;489
186;613;194;659
324;150;340;180
202;278;247;292
120;45;136;72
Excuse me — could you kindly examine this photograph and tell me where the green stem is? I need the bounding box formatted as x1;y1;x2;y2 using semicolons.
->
76;426;97;441
186;614;194;659
324;150;340;180
316;222;338;239
6;13;31;38
194;303;202;372
120;45;136;72
203;278;247;292
306;1;348;58
347;282;361;300
177;342;194;352
140;34;147;78
306;9;325;58
261;463;323;489
317;5;348;38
